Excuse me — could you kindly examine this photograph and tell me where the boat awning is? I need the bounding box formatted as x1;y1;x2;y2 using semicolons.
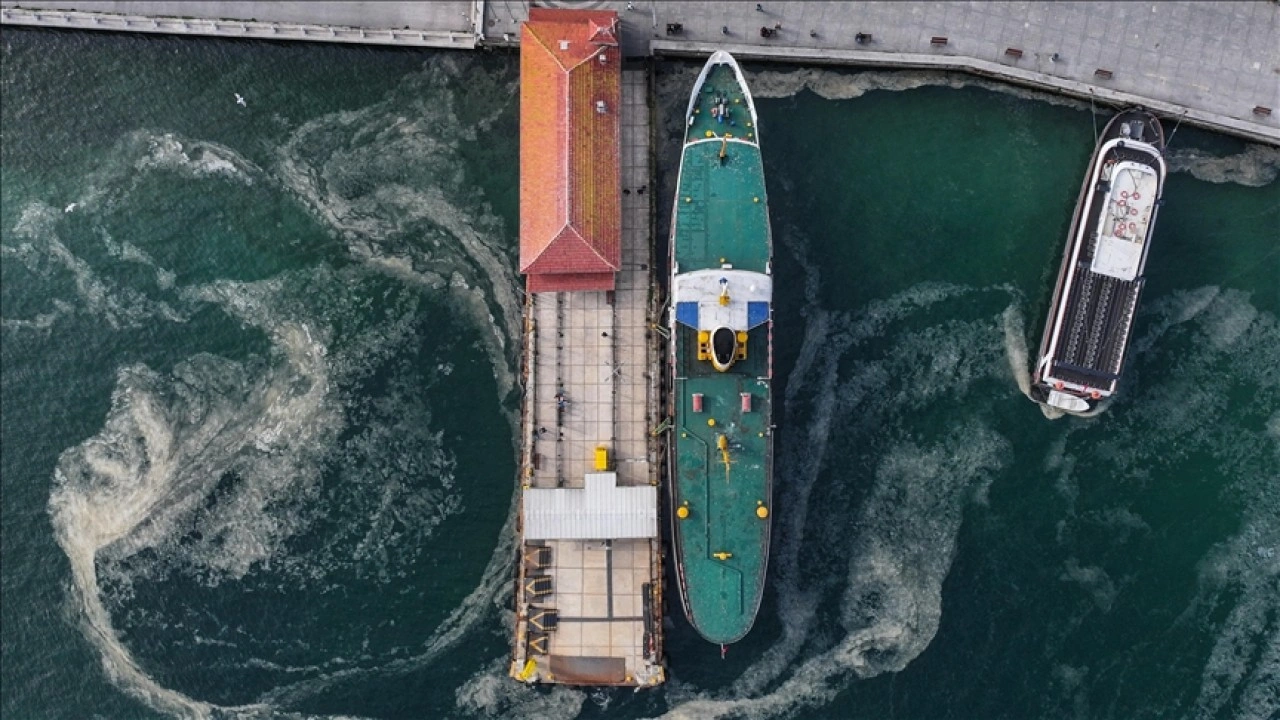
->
1091;160;1157;281
522;472;657;540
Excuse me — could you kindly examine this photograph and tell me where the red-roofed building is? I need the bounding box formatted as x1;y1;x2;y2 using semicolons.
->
520;7;621;293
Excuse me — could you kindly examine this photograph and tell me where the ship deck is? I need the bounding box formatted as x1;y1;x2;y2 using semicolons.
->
675;63;769;275
668;57;773;645
511;70;664;687
670;326;771;643
1039;110;1164;399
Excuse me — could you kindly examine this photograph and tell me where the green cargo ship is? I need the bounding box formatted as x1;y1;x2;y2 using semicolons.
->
667;51;773;646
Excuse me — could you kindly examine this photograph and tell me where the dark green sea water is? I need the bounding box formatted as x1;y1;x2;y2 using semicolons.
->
2;28;1277;720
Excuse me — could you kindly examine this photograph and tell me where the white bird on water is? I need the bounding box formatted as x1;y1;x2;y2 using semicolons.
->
234;93;247;107
64;202;77;213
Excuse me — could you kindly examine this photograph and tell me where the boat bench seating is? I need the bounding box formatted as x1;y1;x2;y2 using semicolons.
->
930;36;948;46
1005;47;1023;58
1094;68;1114;79
1254;106;1273;117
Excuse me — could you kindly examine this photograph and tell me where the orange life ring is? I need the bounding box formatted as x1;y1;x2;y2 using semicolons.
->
1054;381;1064;390
1089;389;1101;400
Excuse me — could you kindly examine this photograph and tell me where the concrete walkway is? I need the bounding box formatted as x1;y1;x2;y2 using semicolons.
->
0;0;481;48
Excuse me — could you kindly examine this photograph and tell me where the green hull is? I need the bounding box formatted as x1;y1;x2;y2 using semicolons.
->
667;52;773;645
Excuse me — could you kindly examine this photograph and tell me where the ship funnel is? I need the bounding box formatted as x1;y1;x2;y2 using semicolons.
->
710;327;737;372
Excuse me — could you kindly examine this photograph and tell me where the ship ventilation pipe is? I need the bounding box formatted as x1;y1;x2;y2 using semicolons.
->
692;393;704;412
740;392;752;412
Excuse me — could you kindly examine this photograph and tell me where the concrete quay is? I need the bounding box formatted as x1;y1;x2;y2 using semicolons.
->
628;1;1280;145
490;1;1273;146
0;0;482;48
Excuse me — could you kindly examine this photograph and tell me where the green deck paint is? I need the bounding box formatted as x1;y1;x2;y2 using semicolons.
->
669;59;773;645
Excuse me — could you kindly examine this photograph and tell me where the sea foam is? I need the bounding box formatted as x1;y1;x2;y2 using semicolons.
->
41;54;524;719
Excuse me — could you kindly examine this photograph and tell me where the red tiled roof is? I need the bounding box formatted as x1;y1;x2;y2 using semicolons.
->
527;272;615;294
520;8;621;293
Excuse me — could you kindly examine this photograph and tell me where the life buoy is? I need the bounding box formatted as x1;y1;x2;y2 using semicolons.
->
1089;389;1101;400
1120;191;1130;199
1117;199;1127;208
1131;192;1140;200
1129;222;1137;232
1054;381;1064;390
1129;207;1138;216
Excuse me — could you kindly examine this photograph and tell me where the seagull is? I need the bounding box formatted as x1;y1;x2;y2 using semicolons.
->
64;202;77;213
234;93;247;107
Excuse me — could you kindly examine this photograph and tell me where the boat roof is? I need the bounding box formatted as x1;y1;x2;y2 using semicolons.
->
1091;158;1159;281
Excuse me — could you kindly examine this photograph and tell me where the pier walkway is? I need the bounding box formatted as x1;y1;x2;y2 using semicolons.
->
511;68;663;686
